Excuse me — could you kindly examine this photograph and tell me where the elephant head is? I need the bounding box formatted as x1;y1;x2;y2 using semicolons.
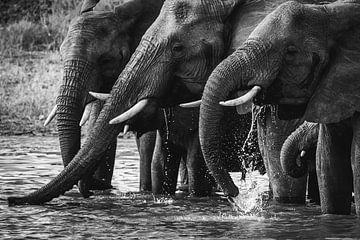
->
8;0;243;205
50;0;163;168
200;0;360;199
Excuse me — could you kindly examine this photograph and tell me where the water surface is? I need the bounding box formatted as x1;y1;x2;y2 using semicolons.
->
1;136;360;239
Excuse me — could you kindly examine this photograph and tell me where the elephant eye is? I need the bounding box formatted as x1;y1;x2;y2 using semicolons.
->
99;56;114;65
285;45;298;61
286;45;298;55
171;43;185;58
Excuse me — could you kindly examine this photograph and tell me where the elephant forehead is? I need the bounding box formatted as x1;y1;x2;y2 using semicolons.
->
68;13;125;41
249;1;306;39
172;1;191;22
164;0;225;23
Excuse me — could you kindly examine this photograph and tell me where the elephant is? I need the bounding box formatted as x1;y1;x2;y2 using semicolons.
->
151;106;215;197
280;121;320;203
8;0;247;205
226;0;333;205
50;0;223;197
183;0;326;204
199;0;360;215
44;0;164;193
151;103;258;197
89;91;216;197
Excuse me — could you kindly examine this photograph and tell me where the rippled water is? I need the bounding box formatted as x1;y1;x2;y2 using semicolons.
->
1;136;360;239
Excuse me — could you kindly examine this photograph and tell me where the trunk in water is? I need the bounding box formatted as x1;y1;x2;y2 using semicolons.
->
7;39;162;205
199;40;272;197
280;121;319;178
56;59;93;166
8;112;122;205
8;94;121;205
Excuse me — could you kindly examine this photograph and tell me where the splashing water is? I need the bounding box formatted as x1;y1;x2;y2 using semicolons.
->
153;195;175;204
221;106;270;215
229;172;270;216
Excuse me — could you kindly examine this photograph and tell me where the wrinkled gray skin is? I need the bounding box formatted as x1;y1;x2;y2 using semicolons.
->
58;0;208;195
200;0;360;215
8;0;243;205
198;0;325;205
54;0;163;193
151;91;254;196
144;0;315;203
280;121;319;178
55;0;233;197
280;121;320;203
152;107;216;196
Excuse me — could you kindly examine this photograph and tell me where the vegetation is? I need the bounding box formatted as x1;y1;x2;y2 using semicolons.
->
0;0;121;135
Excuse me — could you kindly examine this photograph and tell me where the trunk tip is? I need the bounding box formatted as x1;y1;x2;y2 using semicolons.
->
8;196;28;206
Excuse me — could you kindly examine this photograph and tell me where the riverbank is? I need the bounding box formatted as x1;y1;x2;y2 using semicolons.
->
0;0;76;136
0;51;134;138
0;51;61;136
0;0;123;136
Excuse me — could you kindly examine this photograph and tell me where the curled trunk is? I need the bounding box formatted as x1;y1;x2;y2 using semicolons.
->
56;59;93;166
280;121;319;178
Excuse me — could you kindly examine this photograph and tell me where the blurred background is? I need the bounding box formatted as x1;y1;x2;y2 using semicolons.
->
0;0;124;135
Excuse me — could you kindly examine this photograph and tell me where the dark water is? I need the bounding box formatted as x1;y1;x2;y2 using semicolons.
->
1;136;360;239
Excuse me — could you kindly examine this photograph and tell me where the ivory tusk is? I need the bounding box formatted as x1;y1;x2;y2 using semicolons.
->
44;105;57;126
79;102;93;126
179;100;202;108
109;99;149;125
89;91;110;101
123;124;130;135
300;150;306;158
219;86;261;107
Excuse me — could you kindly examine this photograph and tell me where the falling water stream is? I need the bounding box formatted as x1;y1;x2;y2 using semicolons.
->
1;136;360;239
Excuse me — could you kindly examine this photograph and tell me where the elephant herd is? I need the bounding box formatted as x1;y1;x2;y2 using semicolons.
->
7;0;360;217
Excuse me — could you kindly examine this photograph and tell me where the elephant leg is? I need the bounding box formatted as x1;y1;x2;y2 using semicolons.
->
307;147;320;204
92;138;116;189
151;131;165;194
162;142;182;195
258;132;273;198
136;130;156;192
317;123;353;214
352;113;360;215
178;157;189;191
151;131;182;195
257;109;307;204
307;168;320;204
186;133;214;197
81;100;114;191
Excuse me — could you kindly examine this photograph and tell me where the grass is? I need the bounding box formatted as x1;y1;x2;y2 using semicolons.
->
0;51;61;135
0;0;124;135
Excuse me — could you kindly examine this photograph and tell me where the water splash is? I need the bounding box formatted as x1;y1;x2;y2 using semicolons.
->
229;172;270;216
152;195;175;204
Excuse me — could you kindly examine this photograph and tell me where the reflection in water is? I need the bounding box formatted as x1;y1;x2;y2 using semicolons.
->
1;136;360;239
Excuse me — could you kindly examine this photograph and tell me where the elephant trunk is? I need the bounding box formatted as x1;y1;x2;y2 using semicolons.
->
8;121;121;205
56;59;93;166
280;121;319;178
200;40;275;197
8;38;164;205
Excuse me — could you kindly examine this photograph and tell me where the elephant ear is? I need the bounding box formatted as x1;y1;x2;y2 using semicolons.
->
80;0;100;14
304;1;360;123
